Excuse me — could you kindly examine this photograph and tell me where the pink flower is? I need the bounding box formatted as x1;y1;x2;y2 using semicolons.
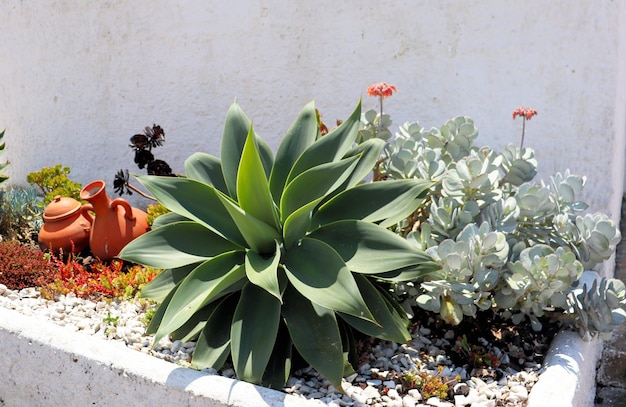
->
512;106;538;120
367;82;398;98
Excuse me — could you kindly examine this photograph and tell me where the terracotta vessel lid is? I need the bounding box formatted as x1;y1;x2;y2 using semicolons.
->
43;195;82;221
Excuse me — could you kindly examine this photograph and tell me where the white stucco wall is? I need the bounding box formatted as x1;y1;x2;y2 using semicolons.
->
1;1;625;218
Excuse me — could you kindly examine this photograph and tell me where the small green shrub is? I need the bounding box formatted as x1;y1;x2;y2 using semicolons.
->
26;164;83;205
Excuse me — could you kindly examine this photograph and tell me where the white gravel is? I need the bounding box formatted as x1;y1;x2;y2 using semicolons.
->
0;284;541;407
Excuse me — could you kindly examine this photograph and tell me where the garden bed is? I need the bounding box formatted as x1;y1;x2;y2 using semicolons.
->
0;274;604;407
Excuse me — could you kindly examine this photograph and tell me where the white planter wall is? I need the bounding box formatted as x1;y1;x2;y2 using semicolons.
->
0;1;624;220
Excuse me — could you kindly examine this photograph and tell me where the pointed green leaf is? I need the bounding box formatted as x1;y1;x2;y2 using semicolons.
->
140;263;198;302
237;128;279;229
151;211;190;228
338;275;411;343
282;284;344;387
313;179;432;228
309;220;436;276
261;323;292;389
191;294;238;371
135;175;247;247
286;100;361;184
215;191;281;254
231;282;281;384
340;138;385;189
119;221;242;269
184;152;228;194
154;252;246;346
269;101;318;203
283;198;322;248
221;101;273;199
280;155;360;222
283;237;374;322
245;241;282;302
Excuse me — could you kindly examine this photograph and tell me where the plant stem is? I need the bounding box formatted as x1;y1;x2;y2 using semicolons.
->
378;96;384;135
520;118;526;149
126;184;157;201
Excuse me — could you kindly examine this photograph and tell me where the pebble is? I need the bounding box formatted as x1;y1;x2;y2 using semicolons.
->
0;285;542;406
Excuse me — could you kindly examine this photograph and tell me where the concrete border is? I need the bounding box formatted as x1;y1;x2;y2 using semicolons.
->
0;279;600;407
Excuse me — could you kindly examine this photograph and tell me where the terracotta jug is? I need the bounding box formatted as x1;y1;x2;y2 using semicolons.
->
80;180;150;261
38;195;92;254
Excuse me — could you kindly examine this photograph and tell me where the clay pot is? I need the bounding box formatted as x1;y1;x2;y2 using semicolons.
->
80;180;150;261
38;195;92;254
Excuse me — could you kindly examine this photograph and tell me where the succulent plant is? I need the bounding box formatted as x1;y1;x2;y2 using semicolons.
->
0;130;8;187
378;113;623;338
0;186;43;245
119;100;438;387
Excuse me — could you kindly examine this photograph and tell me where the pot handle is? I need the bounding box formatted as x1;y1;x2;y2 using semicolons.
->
81;204;94;223
111;198;136;220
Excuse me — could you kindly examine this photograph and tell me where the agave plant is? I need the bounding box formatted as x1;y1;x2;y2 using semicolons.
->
119;100;437;388
0;130;9;187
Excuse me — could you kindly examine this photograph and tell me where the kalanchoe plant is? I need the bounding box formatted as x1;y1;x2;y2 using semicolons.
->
118;100;438;388
380;108;624;339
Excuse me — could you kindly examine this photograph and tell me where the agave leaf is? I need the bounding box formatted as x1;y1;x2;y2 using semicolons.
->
215;190;281;254
221;101;273;199
313;179;432;228
145;283;177;335
184;152;228;194
286;100;361;184
151;211;190;228
281;284;344;387
134;175;247;247
231;282;281;384
153;252;246;346
261;322;293;389
283;198;323;249
280;155;360;222
191;294;238;371
283;237;375;322
269;100;318;203
119;221;242;269
340;138;385;189
309;220;436;276
245;241;282;302
140;263;198;302
237;128;280;229
338;275;410;343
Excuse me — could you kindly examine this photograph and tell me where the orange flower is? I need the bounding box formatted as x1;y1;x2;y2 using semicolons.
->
367;82;398;98
512;106;538;120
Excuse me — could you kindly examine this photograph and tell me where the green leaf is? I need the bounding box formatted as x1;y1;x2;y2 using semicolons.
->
309;220;436;276
151;212;190;228
282;284;344;387
283;237;374;322
261;322;292;389
237;128;279;229
231;282;281;384
340;138;385;189
145;283;178;335
154;252;246;346
280;155;360;222
184;152;228;194
191;294;238;371
221;101;273;199
118;221;242;269
140;263;198;302
313;179;432;228
215;191;281;254
135;175;247;247
269;101;318;203
245;241;282;302
286;100;361;184
282;198;321;249
338;275;411;343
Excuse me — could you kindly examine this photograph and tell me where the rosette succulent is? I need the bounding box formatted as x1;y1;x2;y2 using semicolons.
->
119;100;437;387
